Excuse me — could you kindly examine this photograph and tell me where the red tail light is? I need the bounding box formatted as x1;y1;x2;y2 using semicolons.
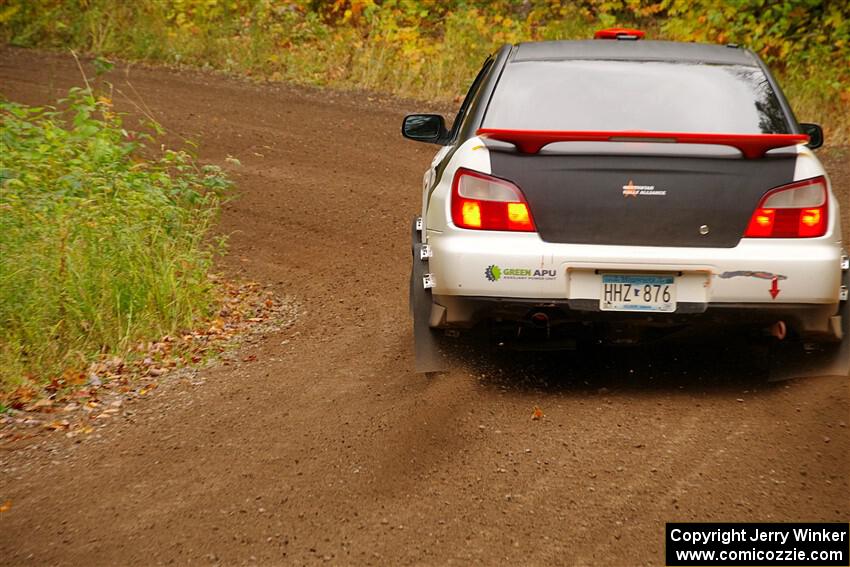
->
451;168;536;232
744;176;828;238
594;28;645;40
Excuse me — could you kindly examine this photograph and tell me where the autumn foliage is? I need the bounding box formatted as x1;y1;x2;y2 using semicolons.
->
1;0;848;142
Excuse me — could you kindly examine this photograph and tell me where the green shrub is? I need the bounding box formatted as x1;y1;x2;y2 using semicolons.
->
0;88;230;390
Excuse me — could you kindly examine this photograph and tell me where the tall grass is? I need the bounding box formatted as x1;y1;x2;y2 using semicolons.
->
0;88;230;390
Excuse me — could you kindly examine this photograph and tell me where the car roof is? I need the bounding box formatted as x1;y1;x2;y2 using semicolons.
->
512;39;758;66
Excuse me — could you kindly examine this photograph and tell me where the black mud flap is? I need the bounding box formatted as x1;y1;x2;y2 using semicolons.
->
769;281;850;382
410;219;448;374
409;216;419;317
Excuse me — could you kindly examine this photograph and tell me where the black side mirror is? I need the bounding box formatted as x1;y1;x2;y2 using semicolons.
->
800;123;824;149
402;114;448;144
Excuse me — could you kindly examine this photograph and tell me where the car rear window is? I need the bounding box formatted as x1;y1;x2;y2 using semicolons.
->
483;60;789;134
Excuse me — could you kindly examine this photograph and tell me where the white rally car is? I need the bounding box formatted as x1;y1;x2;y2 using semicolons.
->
404;29;849;375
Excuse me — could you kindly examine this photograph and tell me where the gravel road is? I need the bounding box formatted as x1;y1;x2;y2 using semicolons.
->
1;48;848;567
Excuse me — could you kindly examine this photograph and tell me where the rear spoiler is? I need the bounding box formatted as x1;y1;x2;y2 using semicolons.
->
476;129;809;159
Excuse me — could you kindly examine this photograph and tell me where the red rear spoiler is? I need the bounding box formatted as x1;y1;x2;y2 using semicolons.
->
475;129;809;159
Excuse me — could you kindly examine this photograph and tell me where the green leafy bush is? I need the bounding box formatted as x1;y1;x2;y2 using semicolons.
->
0;88;230;390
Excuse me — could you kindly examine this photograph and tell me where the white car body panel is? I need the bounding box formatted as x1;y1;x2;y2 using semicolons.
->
423;138;844;307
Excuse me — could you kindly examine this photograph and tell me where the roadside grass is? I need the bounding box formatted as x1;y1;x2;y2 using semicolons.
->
0;86;230;395
2;1;848;145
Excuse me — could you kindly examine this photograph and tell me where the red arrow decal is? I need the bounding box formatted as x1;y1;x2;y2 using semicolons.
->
769;276;781;299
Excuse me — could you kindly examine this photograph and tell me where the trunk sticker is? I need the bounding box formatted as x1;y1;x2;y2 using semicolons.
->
718;271;787;299
622;180;667;197
718;271;787;280
485;265;557;282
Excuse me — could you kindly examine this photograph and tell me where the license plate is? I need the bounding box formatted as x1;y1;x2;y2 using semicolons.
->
600;274;676;312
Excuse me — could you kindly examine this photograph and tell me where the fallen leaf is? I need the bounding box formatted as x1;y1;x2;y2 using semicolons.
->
138;383;157;396
63;368;88;386
531;406;544;421
8;386;38;409
0;500;11;513
44;419;70;430
24;398;54;412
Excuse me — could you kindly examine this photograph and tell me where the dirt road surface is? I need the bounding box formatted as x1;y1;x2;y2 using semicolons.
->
1;48;848;567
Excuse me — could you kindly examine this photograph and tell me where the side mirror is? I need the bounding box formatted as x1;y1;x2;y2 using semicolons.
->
800;123;824;149
402;114;448;144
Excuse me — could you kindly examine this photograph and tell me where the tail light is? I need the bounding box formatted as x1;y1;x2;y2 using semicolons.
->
594;27;645;40
744;176;828;238
451;168;536;231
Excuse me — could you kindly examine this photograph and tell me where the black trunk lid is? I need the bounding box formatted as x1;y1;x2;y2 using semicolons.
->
488;152;797;248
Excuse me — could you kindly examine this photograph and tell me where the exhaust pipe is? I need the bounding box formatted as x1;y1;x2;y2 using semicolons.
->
530;312;549;328
768;320;787;340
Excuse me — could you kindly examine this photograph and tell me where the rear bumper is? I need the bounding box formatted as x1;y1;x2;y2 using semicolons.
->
426;230;845;339
427;230;844;304
430;295;841;340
